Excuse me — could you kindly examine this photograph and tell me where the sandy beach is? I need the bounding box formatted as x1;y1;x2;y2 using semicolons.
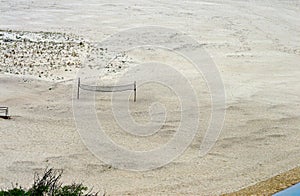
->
0;0;300;195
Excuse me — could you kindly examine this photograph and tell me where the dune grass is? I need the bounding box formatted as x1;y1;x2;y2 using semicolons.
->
0;168;101;196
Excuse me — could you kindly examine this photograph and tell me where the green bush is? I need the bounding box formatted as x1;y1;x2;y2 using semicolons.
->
0;168;100;196
0;187;27;196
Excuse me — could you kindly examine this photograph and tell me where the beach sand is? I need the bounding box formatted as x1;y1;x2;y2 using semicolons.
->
0;0;300;195
224;166;300;195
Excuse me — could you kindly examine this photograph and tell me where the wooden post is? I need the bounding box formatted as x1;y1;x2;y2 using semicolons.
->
77;77;80;99
134;81;136;102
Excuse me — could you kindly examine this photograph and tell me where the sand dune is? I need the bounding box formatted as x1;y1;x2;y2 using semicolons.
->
0;0;300;195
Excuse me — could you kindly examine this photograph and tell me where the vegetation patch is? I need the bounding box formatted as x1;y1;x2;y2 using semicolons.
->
0;168;101;196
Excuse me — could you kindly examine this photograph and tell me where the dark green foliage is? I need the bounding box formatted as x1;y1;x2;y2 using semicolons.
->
0;187;27;196
54;184;88;196
0;168;99;196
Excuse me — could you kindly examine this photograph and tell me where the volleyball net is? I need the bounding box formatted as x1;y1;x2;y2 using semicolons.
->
77;78;136;102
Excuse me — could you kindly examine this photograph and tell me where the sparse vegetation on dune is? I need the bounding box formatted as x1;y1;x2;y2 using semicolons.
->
0;168;101;196
0;29;132;81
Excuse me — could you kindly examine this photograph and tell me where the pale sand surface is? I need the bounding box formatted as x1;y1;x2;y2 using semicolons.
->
0;0;300;195
224;166;300;195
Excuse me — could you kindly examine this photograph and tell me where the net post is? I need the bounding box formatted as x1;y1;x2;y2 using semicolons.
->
134;81;136;102
77;77;80;99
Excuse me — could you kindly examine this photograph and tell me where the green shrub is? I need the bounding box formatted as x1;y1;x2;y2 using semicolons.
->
0;168;99;196
0;187;27;196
